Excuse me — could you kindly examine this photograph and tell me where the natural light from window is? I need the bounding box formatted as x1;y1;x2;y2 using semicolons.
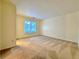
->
24;20;37;33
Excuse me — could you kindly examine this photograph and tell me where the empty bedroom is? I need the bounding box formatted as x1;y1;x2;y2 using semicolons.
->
0;0;79;59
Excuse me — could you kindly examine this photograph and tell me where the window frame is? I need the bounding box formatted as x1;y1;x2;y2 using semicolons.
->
24;20;37;34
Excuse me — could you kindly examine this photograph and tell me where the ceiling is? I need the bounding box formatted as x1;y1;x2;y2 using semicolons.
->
10;0;79;19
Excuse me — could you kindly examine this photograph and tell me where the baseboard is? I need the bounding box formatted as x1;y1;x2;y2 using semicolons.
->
40;35;78;45
0;46;16;52
16;35;41;40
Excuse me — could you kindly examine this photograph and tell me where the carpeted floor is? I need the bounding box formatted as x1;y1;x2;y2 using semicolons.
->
0;35;79;59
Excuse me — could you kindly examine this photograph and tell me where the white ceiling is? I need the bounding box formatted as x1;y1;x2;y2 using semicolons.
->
10;0;79;19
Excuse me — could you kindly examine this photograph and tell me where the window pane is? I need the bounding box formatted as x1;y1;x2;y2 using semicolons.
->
24;21;30;33
31;22;36;32
24;20;36;33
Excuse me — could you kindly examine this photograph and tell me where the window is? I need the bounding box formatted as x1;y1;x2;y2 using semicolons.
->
24;20;37;33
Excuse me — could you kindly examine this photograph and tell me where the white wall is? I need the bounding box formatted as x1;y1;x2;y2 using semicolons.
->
42;11;79;43
65;12;78;42
42;16;65;39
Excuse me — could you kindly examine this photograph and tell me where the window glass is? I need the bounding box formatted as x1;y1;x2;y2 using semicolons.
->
31;22;36;32
24;20;36;33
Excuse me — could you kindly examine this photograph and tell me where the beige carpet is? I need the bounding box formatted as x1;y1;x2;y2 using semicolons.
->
1;35;79;59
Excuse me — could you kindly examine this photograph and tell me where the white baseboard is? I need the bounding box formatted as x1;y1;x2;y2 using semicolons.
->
41;35;78;44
